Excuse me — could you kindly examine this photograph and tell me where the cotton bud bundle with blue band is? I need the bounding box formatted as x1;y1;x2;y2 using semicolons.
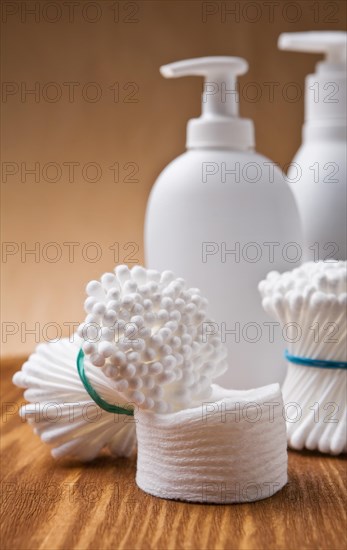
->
78;265;228;413
259;260;347;455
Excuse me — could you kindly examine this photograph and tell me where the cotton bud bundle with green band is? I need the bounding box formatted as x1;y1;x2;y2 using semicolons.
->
78;265;228;413
12;337;137;462
259;260;347;455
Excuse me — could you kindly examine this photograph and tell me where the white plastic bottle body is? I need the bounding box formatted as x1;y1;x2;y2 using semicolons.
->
145;149;302;389
288;139;347;261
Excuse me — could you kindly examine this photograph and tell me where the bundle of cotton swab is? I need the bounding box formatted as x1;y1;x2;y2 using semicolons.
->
259;260;347;455
13;265;227;462
13;336;137;461
78;265;228;413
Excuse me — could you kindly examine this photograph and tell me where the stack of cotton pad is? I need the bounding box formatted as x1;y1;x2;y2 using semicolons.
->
259;260;347;455
136;383;287;503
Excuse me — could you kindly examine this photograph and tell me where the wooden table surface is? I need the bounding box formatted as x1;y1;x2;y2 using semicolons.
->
1;357;346;550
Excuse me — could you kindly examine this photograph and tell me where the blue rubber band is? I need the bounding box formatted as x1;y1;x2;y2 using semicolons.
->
76;348;134;416
285;350;347;370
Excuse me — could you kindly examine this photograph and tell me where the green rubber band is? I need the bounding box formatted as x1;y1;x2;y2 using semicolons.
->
76;348;134;416
285;350;347;370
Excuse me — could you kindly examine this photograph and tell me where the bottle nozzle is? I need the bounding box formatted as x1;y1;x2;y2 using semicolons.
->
278;31;347;71
160;57;248;79
161;57;248;118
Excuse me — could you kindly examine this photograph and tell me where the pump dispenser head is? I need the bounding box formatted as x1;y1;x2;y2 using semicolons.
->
278;32;347;133
279;31;347;73
160;57;255;150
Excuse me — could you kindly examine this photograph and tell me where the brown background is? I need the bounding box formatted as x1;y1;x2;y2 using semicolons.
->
2;0;346;356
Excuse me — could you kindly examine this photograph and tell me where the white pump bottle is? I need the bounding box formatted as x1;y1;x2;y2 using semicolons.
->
279;32;347;261
145;57;302;389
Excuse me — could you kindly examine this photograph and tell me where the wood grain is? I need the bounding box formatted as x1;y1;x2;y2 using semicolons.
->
1;356;346;550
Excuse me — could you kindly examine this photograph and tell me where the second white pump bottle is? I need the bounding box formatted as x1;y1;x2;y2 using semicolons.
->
279;32;347;261
145;57;302;389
